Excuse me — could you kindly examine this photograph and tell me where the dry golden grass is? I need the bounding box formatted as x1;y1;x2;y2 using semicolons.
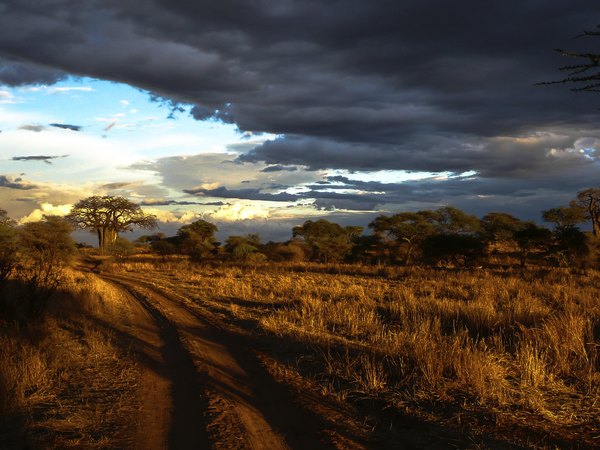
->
116;258;599;447
0;268;139;449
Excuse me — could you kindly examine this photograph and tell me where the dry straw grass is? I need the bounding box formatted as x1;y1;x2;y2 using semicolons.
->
117;258;599;446
0;268;139;449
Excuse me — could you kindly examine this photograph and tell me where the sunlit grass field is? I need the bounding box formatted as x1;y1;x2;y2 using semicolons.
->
2;255;598;448
115;258;599;447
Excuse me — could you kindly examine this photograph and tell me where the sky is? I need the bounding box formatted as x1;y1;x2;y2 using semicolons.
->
1;1;600;242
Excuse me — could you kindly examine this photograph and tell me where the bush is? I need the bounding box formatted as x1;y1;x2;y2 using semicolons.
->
150;239;177;259
0;211;19;292
421;234;486;267
269;243;308;262
106;237;135;259
17;216;75;320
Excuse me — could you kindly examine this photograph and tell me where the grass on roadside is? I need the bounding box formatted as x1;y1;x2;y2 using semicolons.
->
0;269;140;449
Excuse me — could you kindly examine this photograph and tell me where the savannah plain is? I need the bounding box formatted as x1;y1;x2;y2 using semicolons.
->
0;199;599;449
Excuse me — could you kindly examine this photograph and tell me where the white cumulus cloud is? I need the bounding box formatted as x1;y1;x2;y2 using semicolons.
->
205;202;269;221
18;202;73;224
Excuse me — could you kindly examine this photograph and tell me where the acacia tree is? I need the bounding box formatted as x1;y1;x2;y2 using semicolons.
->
541;206;585;229
571;188;600;237
481;212;523;249
537;25;600;92
176;219;218;260
432;206;481;234
292;219;363;263
67;196;157;251
369;212;436;265
514;223;552;267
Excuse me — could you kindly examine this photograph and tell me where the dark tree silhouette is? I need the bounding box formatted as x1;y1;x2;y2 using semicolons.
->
67;196;157;251
537;25;600;92
421;234;486;267
550;226;589;267
542;206;585;229
481;212;523;249
432;206;481;235
571;188;600;237
514;223;552;267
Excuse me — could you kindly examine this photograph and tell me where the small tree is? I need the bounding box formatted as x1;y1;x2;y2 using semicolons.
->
542;206;585;229
0;210;19;291
107;236;135;259
292;219;363;263
369;212;436;265
549;226;589;268
481;212;523;250
67;196;157;252
18;216;75;319
263;241;308;262
432;206;481;235
176;219;218;260
571;188;600;238
514;223;552;267
537;25;600;93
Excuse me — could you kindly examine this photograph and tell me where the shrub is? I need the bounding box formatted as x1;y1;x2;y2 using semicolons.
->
17;216;75;320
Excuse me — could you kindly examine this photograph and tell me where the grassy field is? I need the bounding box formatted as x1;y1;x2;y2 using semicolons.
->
1;255;598;448
0;269;139;449
114;258;599;448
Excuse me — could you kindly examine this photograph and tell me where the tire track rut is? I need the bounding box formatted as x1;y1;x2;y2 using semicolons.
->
104;274;339;450
106;277;210;450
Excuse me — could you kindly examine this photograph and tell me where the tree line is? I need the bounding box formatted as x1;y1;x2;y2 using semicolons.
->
0;186;599;317
133;188;600;269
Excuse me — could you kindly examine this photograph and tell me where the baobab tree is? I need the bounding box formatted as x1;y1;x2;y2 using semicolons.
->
67;196;157;251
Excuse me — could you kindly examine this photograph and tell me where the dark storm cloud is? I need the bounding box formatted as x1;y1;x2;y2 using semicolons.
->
184;186;298;202
12;154;68;164
241;130;600;176
49;123;82;132
2;0;600;213
261;165;298;173
0;57;65;86
141;199;227;206
0;175;36;190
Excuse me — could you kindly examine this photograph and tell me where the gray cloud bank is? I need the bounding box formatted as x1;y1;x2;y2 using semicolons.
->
0;175;36;190
1;0;600;217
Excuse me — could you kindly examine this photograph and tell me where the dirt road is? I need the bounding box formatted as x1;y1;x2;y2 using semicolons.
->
102;274;370;450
